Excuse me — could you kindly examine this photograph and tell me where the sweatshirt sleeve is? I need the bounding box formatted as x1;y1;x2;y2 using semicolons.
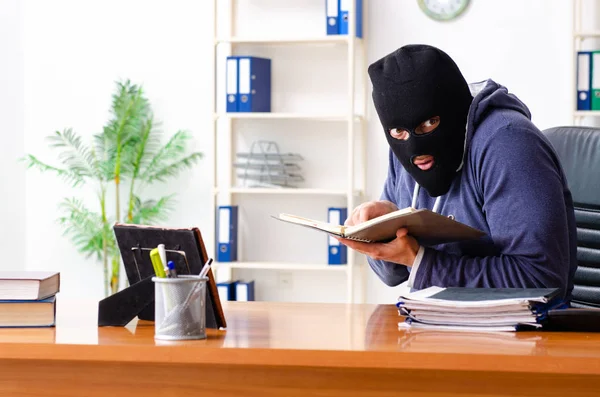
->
411;126;572;297
366;150;410;286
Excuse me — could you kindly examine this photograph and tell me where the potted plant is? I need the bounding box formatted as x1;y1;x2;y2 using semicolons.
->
23;80;202;296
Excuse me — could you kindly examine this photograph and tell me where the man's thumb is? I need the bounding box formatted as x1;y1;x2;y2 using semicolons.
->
396;228;408;238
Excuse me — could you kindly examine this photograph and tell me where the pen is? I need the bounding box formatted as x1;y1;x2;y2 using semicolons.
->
199;258;213;278
167;260;177;278
177;258;213;311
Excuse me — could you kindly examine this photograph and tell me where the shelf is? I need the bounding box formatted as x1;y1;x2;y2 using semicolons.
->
215;36;359;45
215;261;348;271
214;187;362;196
574;111;600;117
211;1;368;304
574;31;600;38
214;113;363;121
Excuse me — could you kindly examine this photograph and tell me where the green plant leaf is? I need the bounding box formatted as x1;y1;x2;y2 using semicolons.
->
143;152;203;184
46;128;100;180
57;197;109;261
102;80;151;180
130;194;176;225
139;130;190;177
130;116;157;178
140;130;202;183
93;130;116;181
21;154;84;186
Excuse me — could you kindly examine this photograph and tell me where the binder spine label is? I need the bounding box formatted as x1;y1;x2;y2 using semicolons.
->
328;207;347;265
592;52;600;110
226;57;238;112
339;0;362;38
217;206;238;262
326;0;339;35
577;52;591;111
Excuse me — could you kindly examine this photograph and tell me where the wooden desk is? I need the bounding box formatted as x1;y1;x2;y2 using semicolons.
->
1;301;600;396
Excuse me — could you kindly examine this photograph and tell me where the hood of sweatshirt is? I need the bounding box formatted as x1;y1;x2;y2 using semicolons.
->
463;79;532;157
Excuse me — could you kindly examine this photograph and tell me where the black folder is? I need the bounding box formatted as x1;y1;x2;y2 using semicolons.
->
544;308;600;332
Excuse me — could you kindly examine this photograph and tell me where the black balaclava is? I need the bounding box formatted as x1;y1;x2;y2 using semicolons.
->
368;44;473;197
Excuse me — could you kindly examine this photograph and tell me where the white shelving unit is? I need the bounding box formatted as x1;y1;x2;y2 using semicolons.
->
209;1;368;304
215;36;352;45
214;113;364;121
217;262;349;272
214;187;362;196
573;0;600;125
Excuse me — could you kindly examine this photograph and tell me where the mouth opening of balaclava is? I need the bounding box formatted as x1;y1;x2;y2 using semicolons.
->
368;44;473;197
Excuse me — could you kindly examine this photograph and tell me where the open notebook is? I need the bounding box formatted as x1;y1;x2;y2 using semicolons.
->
273;207;485;243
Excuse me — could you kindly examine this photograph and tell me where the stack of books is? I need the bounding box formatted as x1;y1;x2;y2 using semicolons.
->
0;271;60;328
397;286;565;332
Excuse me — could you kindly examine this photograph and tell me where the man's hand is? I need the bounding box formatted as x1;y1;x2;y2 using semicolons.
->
336;228;420;267
345;200;399;226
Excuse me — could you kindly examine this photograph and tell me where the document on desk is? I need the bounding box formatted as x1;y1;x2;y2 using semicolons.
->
397;286;563;332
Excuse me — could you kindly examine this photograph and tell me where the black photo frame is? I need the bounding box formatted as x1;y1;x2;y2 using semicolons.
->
97;223;227;329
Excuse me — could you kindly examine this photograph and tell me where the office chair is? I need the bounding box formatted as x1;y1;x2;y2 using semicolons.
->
543;126;600;308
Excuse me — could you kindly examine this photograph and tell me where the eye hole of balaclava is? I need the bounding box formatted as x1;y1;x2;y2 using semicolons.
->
389;116;441;141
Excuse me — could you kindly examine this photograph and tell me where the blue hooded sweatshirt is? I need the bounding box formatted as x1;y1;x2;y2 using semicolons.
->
367;79;578;301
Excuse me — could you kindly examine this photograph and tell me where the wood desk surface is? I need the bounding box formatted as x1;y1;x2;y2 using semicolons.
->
1;299;600;376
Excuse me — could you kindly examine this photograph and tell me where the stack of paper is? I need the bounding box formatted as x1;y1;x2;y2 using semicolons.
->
397;286;565;332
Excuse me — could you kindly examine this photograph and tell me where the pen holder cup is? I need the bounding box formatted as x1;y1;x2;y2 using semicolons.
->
152;276;208;340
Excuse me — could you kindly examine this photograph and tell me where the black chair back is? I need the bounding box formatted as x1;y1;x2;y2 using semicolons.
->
543;126;600;308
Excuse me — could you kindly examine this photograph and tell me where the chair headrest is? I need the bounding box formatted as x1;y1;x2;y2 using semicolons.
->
542;126;600;208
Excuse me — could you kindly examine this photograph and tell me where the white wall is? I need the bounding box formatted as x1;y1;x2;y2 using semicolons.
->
0;0;26;269
5;0;576;302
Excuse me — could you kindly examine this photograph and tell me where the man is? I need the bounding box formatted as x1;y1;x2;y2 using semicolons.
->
337;44;577;300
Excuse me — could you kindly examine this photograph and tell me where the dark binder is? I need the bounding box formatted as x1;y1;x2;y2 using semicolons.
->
543;308;600;332
97;224;227;329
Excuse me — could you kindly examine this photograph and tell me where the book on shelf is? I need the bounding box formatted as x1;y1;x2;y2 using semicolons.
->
273;207;485;243
0;271;60;300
